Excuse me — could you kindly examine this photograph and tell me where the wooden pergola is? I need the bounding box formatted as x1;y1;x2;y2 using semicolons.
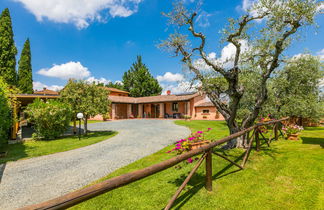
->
10;94;59;139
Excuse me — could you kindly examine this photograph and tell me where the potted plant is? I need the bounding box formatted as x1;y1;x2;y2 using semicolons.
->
282;124;303;140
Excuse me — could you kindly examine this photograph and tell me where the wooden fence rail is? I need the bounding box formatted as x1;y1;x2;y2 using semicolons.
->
21;118;288;210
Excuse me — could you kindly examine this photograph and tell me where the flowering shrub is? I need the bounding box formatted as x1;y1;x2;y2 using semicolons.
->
282;124;303;136
25;99;72;140
167;128;212;163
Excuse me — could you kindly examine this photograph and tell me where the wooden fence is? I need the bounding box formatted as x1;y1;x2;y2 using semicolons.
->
21;118;288;210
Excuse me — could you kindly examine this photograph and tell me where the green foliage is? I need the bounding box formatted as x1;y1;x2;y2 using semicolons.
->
122;56;162;97
262;55;324;121
25;99;72;140
60;80;111;133
0;77;11;143
0;8;17;86
17;39;33;94
105;81;125;90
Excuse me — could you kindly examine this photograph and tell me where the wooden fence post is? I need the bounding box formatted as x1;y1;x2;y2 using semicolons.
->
205;149;212;191
255;128;260;151
274;123;279;140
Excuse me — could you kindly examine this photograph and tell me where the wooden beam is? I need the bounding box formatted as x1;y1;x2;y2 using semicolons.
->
205;149;213;191
164;153;206;210
212;152;243;170
241;129;256;168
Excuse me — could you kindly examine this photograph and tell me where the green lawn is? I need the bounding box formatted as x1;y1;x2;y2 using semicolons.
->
72;120;324;210
0;131;117;164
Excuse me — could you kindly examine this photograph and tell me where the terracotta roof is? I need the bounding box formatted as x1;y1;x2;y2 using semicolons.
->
104;87;129;94
34;88;59;95
195;101;215;107
109;95;136;103
109;92;199;104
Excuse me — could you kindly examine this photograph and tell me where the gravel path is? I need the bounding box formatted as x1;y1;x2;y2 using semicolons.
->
0;119;190;209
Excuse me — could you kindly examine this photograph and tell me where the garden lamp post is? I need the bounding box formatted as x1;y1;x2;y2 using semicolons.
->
77;112;83;140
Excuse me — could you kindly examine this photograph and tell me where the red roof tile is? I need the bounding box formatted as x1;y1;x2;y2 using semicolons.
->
109;92;199;104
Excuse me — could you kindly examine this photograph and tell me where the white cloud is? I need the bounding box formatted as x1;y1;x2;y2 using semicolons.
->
38;61;91;80
317;2;324;13
160;81;198;95
195;11;212;28
157;72;185;83
317;48;324;61
115;80;123;85
237;0;265;22
194;40;250;71
33;81;64;91
85;76;111;85
13;0;143;29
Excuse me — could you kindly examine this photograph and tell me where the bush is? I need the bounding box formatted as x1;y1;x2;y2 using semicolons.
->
0;77;11;144
25;99;72;140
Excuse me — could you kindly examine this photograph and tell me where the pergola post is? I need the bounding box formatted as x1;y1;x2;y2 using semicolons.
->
159;103;164;118
111;104;116;119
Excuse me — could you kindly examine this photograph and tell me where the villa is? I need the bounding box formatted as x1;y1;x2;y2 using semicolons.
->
92;88;224;121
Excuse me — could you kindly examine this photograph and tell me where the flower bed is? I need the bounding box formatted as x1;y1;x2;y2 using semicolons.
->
167;128;212;163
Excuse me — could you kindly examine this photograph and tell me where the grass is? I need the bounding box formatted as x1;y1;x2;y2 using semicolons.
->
0;131;117;164
72;120;324;210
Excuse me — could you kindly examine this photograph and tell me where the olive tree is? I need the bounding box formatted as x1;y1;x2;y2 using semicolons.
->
261;54;324;123
159;0;321;148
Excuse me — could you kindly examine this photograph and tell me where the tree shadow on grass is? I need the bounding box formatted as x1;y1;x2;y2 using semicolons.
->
166;144;281;209
0;143;28;165
0;163;6;184
167;152;246;209
301;137;324;148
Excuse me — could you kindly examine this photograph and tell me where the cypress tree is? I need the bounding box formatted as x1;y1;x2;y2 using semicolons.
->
18;39;33;93
0;8;17;86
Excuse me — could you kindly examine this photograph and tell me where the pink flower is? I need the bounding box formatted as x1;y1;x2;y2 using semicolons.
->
188;137;195;141
175;146;182;150
166;151;171;153
197;131;203;134
176;143;181;147
187;158;193;163
207;128;212;130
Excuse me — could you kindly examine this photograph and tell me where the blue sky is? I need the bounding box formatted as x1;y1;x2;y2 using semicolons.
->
0;0;323;94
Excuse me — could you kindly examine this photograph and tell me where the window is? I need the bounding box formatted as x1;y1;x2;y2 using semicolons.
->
172;102;178;112
203;109;209;114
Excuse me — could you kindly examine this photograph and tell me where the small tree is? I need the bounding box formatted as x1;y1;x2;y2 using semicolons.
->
60;80;110;134
159;0;320;148
123;56;162;97
25;99;72;140
0;8;17;86
18;39;33;94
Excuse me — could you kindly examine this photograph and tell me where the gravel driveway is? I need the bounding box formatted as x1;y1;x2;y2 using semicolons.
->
0;119;190;209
